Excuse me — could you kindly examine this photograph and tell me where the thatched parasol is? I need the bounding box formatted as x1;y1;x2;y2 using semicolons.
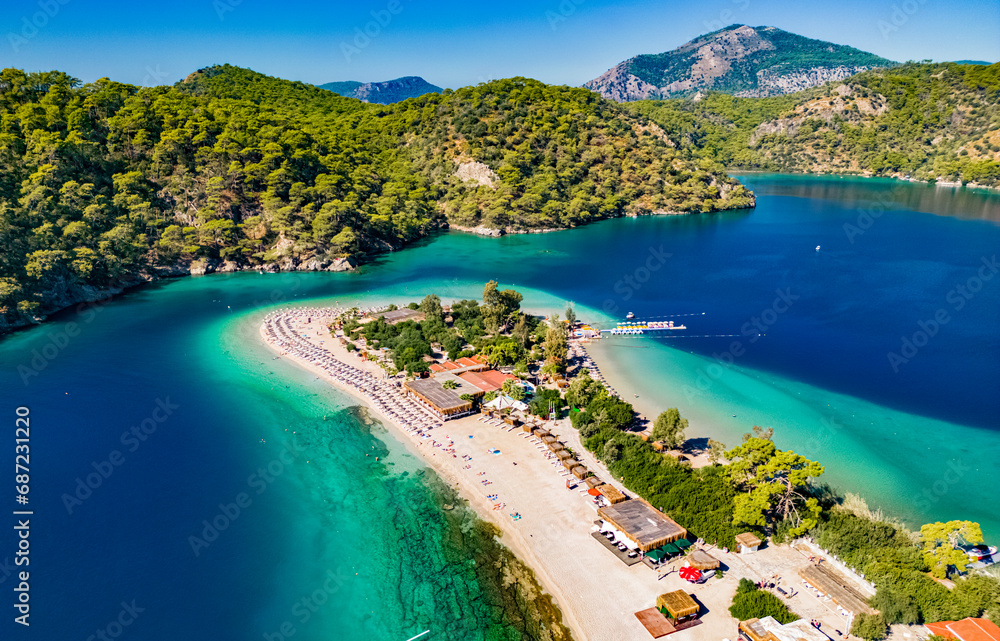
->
596;484;626;504
687;549;720;570
657;590;699;619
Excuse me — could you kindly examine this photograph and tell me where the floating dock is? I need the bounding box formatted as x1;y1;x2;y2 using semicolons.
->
602;321;687;335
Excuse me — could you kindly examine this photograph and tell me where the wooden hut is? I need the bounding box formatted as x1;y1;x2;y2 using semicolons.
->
521;423;534;432
535;428;551;438
585;476;603;489
561;457;577;469
656;591;700;623
541;435;557;445
571;466;590;480
597;499;687;552
547;442;565;453
735;532;762;554
596;484;626;504
556;449;573;461
687;549;720;570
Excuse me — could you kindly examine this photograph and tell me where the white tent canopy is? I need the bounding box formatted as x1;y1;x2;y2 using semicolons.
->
485;394;528;412
598;520;638;550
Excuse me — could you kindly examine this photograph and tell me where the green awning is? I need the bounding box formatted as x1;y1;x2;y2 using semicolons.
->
675;538;692;549
662;542;680;555
646;549;665;562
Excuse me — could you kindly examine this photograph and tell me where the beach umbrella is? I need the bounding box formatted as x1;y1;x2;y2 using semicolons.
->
678;566;702;582
675;538;692;549
587;488;602;496
647;548;665;562
662;542;680;555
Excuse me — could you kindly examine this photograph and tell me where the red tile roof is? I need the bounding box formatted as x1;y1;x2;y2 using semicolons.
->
429;363;445;372
459;370;516;392
926;619;1000;641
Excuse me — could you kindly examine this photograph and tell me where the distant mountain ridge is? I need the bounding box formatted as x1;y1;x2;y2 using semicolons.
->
584;25;896;101
317;76;442;103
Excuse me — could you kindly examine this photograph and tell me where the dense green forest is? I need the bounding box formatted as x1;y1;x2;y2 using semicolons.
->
0;65;753;331
627;62;1000;184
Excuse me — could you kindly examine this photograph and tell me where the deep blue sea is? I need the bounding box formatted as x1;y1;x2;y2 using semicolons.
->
0;175;998;640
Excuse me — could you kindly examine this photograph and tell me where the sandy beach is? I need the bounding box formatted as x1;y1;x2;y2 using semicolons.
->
260;307;870;641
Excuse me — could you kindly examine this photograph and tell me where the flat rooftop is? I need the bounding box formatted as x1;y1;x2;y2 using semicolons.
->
404;377;470;412
598;499;686;552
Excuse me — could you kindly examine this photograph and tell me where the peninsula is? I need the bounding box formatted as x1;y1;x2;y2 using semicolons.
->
258;283;1000;641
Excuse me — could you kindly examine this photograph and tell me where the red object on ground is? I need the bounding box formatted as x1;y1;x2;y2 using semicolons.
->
588;488;602;496
925;619;1000;641
678;566;702;582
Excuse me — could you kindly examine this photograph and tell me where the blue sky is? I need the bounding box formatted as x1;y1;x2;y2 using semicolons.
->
3;0;998;88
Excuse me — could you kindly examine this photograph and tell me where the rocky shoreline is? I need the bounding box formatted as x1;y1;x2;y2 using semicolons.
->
0;254;357;334
2;195;757;335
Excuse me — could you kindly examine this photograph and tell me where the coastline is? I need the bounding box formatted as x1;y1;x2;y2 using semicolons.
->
257;309;591;639
257;305;889;641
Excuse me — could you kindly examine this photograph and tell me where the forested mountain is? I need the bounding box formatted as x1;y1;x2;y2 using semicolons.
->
0;65;753;332
585;25;895;101
317;76;443;104
626;62;1000;185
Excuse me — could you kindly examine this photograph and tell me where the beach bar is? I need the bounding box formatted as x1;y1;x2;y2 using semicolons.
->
736;532;763;554
597;499;687;552
403;378;473;419
657;590;700;624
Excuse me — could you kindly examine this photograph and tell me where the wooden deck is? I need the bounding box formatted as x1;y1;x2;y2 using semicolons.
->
591;531;643;566
634;608;704;638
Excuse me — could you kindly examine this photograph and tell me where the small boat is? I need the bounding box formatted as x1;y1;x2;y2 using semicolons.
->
626;312;635;319
967;545;998;561
815;245;821;252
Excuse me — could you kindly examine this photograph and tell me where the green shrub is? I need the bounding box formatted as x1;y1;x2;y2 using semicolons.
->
728;582;799;624
851;613;888;641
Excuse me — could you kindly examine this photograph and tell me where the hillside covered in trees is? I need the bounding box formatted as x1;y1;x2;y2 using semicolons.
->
0;65;754;332
626;62;1000;185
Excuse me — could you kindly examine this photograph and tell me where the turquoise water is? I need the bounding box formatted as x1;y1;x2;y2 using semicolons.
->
1;174;998;639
